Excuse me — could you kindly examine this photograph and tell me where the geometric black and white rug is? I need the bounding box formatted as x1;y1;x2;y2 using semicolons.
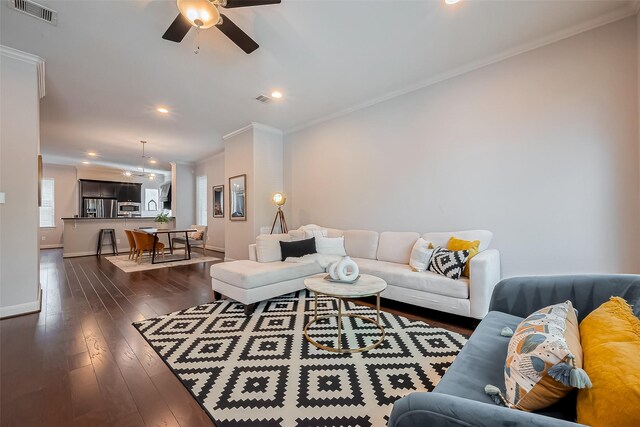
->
133;290;467;427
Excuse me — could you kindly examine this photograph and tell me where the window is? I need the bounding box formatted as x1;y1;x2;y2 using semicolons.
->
145;188;159;212
39;178;55;228
196;175;207;226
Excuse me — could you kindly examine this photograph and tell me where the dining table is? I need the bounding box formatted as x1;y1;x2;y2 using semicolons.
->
138;227;197;264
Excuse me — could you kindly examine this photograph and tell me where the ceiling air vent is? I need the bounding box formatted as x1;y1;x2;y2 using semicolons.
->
255;95;272;104
9;0;57;25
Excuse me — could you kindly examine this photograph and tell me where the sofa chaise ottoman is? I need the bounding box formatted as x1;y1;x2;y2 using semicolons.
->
387;274;640;427
210;225;501;318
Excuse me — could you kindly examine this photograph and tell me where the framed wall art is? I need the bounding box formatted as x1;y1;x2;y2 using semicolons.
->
213;185;224;218
229;174;246;221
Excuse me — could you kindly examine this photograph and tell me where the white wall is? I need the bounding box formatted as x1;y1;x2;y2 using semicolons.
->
195;153;225;251
253;126;284;236
284;17;640;278
0;47;43;317
171;162;196;229
224;128;254;260
40;163;77;247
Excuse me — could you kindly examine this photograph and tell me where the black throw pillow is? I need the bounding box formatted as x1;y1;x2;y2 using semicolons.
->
280;237;316;261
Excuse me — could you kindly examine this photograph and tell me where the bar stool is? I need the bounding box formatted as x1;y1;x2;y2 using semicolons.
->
97;228;118;256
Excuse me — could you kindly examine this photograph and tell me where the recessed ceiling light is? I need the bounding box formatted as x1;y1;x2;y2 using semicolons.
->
87;152;97;157
157;107;169;114
445;0;461;4
271;91;283;99
149;159;157;164
82;161;90;165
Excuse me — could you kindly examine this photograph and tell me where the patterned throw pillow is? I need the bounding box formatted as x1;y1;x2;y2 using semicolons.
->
502;301;590;411
190;230;204;240
427;247;469;280
447;236;480;277
409;238;434;272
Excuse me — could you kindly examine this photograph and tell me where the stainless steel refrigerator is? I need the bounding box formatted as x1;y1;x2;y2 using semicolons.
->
83;198;117;218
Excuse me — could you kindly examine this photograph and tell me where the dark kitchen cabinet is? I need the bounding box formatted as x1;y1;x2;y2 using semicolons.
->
117;183;142;203
80;180;141;201
81;180;101;197
100;182;117;198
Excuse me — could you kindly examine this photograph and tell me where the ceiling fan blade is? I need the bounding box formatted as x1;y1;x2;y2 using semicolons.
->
221;0;281;9
216;14;259;54
162;14;192;43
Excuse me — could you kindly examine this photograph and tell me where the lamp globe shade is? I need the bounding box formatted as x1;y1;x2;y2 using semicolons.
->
272;192;286;207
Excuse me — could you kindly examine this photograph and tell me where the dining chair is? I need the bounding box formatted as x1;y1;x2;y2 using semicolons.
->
131;231;165;264
172;225;208;256
124;229;136;260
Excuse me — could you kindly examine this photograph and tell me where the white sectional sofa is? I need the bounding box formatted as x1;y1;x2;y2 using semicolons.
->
210;226;501;318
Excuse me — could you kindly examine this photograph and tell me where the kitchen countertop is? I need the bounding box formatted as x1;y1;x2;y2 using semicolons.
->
61;217;175;220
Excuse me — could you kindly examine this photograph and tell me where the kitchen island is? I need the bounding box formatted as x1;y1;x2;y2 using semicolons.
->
61;217;176;258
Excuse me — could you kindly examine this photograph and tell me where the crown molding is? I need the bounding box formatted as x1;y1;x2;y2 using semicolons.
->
223;124;253;140
223;122;283;140
251;122;283;135
285;4;638;135
0;45;45;99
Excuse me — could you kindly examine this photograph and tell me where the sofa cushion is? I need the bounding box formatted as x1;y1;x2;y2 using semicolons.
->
210;260;324;290
422;230;493;251
434;311;577;421
326;228;344;238
377;231;420;264
342;230;379;259
299;224;329;239
353;257;469;299
256;234;291;263
316;236;347;256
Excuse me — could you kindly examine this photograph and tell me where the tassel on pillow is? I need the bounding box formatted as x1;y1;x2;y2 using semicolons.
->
548;355;592;389
484;384;510;407
500;327;514;337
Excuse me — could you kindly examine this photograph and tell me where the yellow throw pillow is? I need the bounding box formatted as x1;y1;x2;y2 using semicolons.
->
577;297;640;426
500;300;588;411
447;237;480;277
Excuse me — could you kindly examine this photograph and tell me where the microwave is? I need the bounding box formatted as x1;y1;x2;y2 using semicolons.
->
118;202;141;217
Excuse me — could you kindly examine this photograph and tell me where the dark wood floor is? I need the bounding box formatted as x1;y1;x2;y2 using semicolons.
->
0;249;473;427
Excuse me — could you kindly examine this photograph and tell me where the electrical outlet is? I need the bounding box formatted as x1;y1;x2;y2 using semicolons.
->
41;236;46;241
116;239;121;244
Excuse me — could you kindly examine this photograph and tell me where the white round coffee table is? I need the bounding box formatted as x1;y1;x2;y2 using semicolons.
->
304;273;387;353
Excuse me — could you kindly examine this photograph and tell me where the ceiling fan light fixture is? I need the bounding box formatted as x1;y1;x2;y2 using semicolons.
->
177;0;220;29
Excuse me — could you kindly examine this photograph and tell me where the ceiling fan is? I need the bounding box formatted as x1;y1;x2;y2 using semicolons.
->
162;0;281;54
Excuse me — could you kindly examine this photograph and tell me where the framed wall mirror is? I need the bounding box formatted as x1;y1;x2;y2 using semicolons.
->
229;174;246;221
213;185;224;218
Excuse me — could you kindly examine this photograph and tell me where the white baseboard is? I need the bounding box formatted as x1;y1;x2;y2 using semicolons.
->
40;244;63;249
206;244;225;252
0;288;42;319
224;257;236;262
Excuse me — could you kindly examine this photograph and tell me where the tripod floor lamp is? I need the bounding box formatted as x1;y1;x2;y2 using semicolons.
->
270;192;288;234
